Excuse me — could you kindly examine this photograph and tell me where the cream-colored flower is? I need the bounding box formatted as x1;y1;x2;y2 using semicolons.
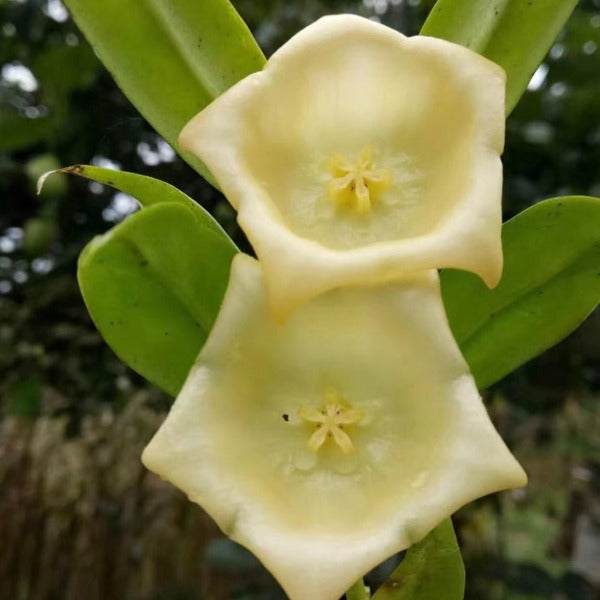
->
142;255;526;600
180;15;506;318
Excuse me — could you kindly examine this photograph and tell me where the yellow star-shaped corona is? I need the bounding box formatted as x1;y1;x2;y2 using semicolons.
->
299;388;364;453
327;147;393;213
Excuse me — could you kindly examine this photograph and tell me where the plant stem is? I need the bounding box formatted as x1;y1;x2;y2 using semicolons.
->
346;578;370;600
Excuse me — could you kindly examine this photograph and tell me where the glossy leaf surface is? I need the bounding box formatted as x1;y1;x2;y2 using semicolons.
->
372;519;464;600
442;196;600;390
78;202;237;397
39;164;226;236
421;0;578;113
63;0;265;182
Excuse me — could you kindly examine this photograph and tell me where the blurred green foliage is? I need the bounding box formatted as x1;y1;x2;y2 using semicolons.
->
1;1;599;599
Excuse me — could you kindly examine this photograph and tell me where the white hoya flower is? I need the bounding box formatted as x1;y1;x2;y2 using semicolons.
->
180;15;506;318
142;255;526;600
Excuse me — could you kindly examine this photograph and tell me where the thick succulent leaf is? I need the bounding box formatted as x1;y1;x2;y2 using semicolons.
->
372;519;464;600
346;579;370;600
38;164;227;236
442;196;600;390
421;0;578;114
78;202;237;396
63;0;265;183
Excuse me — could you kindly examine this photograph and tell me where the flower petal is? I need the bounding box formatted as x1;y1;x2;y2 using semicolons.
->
143;255;526;600
180;15;506;318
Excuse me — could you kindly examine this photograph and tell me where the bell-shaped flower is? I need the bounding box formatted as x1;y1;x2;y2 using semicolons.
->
142;255;526;600
180;15;506;318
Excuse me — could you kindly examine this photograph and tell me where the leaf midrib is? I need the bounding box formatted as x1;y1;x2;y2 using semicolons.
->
118;235;212;338
458;240;600;349
144;0;218;99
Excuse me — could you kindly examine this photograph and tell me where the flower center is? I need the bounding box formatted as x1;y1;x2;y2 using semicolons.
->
326;146;393;214
298;387;363;454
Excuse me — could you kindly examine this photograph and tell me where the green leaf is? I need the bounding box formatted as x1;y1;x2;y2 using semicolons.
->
443;196;600;390
63;0;265;183
421;0;578;114
78;202;238;397
372;519;465;600
346;579;371;600
38;164;226;236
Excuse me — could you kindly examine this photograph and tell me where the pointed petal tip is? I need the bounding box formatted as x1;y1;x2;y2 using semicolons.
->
482;254;504;289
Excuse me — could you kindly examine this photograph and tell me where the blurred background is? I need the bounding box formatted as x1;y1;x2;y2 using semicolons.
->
1;0;599;598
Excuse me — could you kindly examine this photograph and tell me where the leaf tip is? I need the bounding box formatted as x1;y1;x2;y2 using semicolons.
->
37;164;86;196
36;169;58;196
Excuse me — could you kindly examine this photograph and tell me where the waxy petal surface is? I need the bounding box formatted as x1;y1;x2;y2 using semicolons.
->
143;255;526;600
180;15;506;317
